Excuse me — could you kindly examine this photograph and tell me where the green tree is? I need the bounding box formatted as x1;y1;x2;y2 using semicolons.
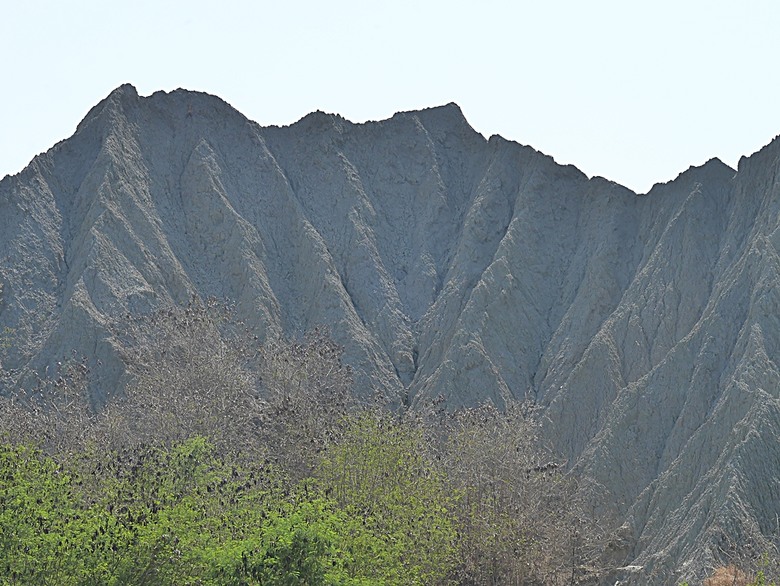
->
0;442;93;585
316;412;457;584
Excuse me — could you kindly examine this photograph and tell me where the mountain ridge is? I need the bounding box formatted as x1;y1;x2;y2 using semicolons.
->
2;84;780;583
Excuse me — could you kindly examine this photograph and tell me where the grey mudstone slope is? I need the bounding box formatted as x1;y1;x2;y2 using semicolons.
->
2;84;780;582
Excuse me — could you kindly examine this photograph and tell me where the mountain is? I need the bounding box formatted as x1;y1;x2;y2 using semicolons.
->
2;84;780;582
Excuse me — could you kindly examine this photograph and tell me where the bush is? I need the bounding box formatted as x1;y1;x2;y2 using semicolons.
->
0;435;394;585
700;564;779;586
107;298;265;453
0;442;85;584
427;400;606;585
0;301;609;584
316;411;458;584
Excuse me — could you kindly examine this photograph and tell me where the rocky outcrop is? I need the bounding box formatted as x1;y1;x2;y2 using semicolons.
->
2;84;780;582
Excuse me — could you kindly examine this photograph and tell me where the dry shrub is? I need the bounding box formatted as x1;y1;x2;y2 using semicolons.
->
1;298;612;585
419;398;609;585
2;299;356;469
106;297;265;453
107;299;356;470
704;565;750;586
254;327;355;479
0;355;97;458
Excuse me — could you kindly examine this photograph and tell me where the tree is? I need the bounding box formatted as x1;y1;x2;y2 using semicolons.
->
106;297;265;454
430;400;607;585
316;411;457;584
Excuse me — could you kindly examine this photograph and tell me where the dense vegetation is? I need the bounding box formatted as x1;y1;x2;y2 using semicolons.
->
0;299;768;585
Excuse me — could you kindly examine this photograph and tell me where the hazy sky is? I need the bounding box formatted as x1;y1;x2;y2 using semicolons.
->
2;0;779;193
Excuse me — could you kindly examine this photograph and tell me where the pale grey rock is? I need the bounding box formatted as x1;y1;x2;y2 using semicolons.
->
2;84;780;582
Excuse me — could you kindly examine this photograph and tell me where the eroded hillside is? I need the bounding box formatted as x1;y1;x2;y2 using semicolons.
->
2;84;780;583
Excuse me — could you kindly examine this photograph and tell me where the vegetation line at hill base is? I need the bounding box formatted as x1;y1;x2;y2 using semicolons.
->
1;300;775;585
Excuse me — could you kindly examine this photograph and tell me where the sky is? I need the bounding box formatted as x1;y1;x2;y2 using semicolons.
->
2;0;779;194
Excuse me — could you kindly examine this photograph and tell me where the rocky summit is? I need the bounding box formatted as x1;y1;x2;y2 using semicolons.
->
2;84;780;582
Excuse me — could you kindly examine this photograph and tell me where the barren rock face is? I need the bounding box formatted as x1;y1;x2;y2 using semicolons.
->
2;84;780;582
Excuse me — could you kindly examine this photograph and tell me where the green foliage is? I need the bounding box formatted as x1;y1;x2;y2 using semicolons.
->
0;442;126;585
0;307;607;584
316;413;458;584
752;570;775;586
752;554;780;586
210;495;380;586
0;326;13;351
0;436;407;585
0;442;83;584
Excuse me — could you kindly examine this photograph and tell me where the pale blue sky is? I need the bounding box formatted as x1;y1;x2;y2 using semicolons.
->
2;0;779;193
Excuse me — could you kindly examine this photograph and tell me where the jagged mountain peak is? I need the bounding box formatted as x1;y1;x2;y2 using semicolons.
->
73;84;253;144
641;156;735;197
403;101;471;126
2;88;780;583
737;131;780;174
677;156;735;182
